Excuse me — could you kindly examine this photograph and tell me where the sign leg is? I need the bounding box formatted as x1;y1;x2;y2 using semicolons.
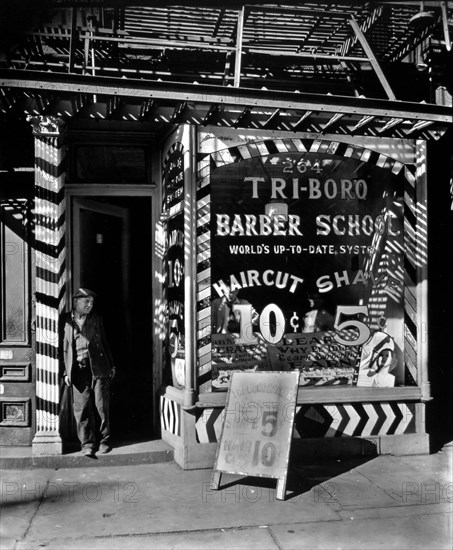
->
276;477;287;501
211;470;222;490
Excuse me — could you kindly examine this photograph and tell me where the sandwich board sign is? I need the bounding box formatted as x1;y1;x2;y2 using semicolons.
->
210;371;300;500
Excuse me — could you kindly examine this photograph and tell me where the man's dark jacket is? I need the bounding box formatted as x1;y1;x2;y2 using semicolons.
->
59;311;114;383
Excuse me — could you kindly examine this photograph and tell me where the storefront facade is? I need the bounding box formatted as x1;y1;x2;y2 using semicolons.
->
159;126;436;468
0;1;451;466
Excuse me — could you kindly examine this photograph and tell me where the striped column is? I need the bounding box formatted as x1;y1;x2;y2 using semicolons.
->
29;116;67;456
414;140;429;404
195;154;213;393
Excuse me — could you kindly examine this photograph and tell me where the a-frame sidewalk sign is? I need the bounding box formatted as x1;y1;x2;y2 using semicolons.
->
210;370;300;501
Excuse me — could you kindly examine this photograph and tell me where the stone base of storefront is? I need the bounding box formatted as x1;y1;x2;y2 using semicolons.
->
161;390;430;470
32;433;63;457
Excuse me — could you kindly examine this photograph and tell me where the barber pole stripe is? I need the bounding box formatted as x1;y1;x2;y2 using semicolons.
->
403;162;419;385
196;169;212;392
160;395;181;437
195;408;224;443
31;120;67;439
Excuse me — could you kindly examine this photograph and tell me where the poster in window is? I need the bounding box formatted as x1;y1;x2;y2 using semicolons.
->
163;142;185;387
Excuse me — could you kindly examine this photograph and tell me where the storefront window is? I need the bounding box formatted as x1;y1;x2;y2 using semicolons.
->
209;148;409;391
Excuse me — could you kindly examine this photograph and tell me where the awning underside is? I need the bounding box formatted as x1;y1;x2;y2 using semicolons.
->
0;2;451;138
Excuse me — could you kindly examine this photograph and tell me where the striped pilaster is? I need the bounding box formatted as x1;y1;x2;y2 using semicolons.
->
196;154;212;393
29;116;67;455
403;162;419;387
414;140;429;400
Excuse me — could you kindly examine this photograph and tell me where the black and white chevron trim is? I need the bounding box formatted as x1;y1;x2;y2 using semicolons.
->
195;401;416;443
160;395;182;437
295;402;416;438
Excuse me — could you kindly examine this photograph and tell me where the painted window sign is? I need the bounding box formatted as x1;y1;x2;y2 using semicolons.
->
163;143;185;388
210;148;407;390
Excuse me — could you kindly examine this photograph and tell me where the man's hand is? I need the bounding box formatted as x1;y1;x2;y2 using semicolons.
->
64;375;71;387
110;367;116;380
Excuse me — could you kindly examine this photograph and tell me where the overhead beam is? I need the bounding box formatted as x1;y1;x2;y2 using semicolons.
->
350;114;375;133
349;15;396;101
263;108;281;128
1;69;451;125
406;120;435;135
211;9;225;38
341;6;383;57
106;95;122;117
234;7;245;88
245;48;368;62
322;112;345;132
71;92;90;114
292;110;312;131
378;117;404;134
234;106;252;127
203;104;223;125
68;7;78;73
440;1;451;51
139;98;157;120
0;88;18;112
171;101;188;124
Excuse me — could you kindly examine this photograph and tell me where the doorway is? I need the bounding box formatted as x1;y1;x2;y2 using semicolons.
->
70;195;155;444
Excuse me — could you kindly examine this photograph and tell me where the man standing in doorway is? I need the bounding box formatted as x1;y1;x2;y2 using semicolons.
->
60;288;116;457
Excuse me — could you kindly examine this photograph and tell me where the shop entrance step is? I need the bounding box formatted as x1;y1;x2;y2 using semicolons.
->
0;439;174;469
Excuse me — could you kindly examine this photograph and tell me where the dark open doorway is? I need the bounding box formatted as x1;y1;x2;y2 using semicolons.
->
71;195;154;444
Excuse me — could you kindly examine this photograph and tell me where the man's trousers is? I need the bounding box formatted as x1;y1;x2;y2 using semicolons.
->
72;377;111;451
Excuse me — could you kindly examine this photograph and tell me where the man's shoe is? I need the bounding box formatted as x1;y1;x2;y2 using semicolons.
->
82;447;96;458
98;443;112;454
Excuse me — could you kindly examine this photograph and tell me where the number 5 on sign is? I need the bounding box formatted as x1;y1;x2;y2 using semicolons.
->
333;305;370;346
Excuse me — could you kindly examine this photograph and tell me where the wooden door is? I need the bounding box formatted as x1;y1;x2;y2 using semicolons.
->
71;196;156;442
0;194;35;445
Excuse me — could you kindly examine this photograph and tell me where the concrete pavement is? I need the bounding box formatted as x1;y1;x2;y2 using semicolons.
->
1;443;452;550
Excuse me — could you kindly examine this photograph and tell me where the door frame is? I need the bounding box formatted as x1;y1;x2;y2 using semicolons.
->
65;184;161;435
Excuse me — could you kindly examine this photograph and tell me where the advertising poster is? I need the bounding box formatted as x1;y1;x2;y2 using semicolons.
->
163;142;185;388
209;135;406;390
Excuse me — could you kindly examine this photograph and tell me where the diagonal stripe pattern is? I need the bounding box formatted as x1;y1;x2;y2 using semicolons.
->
31;118;67;442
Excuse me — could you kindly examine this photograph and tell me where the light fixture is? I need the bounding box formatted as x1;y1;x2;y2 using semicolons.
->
265;201;288;218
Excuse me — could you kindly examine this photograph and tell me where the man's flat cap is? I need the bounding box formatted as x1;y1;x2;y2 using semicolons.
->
73;288;97;299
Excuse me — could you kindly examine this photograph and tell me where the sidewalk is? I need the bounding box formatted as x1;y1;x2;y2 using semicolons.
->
1;443;452;550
